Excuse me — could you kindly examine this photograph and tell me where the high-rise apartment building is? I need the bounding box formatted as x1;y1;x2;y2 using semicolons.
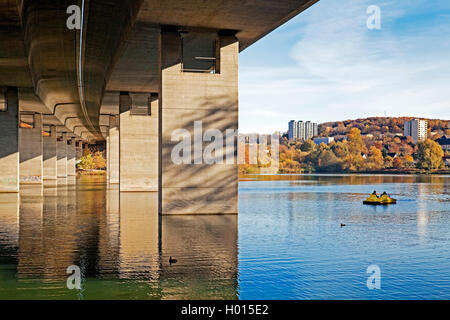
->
404;119;427;143
288;120;319;140
288;120;296;140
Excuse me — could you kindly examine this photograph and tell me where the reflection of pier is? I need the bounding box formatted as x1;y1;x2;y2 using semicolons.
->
0;194;19;265
0;181;238;299
118;192;159;280
160;214;238;299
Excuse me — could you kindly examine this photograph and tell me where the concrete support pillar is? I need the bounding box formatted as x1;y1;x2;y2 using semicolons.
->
0;87;19;192
19;112;43;184
108;115;119;184
57;133;67;178
76;140;83;160
159;31;238;214
81;143;88;157
119;93;158;191
43;125;57;180
67;137;76;176
106;130;110;181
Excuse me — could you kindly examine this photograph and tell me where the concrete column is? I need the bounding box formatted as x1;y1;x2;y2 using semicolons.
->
19;112;43;184
67;137;76;176
76;140;83;160
119;94;158;191
109;115;119;184
81;143;88;157
43;125;57;180
57;133;67;178
159;31;238;214
0;87;19;192
106;130;110;182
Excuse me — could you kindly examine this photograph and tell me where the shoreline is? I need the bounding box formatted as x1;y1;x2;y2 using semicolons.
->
242;170;450;176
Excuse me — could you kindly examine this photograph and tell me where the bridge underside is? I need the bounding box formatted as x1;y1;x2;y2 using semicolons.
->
0;0;317;213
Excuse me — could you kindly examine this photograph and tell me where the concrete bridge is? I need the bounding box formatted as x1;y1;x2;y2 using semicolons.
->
0;0;317;214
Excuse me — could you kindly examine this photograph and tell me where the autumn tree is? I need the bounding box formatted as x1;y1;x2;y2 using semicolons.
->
93;151;107;169
403;155;414;168
343;128;367;171
384;156;394;168
367;146;384;170
79;150;94;170
416;139;444;170
347;128;368;155
393;157;403;169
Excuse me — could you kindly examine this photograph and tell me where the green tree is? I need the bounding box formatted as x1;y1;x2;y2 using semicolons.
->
317;148;340;172
300;139;317;152
416;139;444;170
331;141;349;159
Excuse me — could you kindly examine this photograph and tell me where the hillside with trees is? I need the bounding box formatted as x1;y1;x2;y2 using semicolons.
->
240;117;450;175
275;128;446;174
319;117;450;139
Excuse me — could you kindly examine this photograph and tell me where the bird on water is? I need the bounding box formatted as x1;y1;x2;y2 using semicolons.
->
169;257;178;265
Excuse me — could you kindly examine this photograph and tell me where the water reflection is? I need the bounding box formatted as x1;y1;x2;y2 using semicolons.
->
4;174;448;299
238;174;450;299
0;193;19;265
119;192;159;280
160;214;238;299
0;176;238;299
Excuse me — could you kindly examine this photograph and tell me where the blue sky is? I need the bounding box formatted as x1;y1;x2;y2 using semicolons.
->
238;0;450;133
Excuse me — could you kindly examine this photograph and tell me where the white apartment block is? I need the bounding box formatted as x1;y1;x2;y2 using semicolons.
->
288;120;319;140
404;119;427;143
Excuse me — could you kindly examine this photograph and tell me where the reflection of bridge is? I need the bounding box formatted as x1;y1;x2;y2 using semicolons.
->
0;183;238;299
0;0;318;214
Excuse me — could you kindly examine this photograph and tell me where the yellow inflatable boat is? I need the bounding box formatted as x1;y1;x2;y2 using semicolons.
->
363;193;397;205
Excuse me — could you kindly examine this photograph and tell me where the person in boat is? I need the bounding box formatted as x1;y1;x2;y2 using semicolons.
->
381;191;387;196
372;190;377;195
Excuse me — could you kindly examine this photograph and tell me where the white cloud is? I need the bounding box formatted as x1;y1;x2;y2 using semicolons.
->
239;0;450;133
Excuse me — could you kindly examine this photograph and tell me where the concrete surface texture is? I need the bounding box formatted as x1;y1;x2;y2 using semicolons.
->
57;133;67;178
67;138;76;176
43;125;57;180
160;32;238;214
108;115;119;184
19;113;43;183
0;88;19;192
119;93;158;192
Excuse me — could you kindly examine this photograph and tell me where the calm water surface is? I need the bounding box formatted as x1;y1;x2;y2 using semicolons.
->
0;174;449;299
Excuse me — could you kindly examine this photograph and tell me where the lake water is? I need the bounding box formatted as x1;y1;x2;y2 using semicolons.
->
0;174;449;299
